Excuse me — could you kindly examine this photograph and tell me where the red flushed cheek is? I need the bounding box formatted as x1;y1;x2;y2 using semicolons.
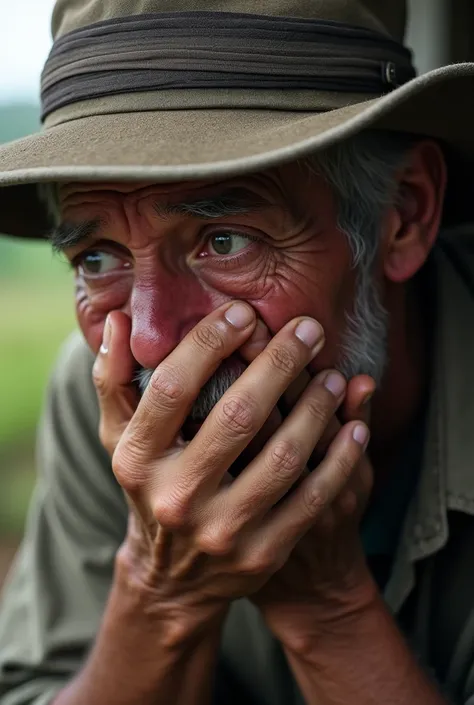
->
75;267;229;361
249;287;349;374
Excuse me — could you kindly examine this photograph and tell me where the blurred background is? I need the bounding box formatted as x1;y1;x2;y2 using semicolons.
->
1;0;474;582
0;0;73;580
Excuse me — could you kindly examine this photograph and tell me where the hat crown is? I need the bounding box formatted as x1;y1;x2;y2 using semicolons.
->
52;0;407;42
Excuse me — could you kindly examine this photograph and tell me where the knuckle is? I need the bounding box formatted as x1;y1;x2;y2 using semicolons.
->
337;489;358;516
266;344;299;376
268;440;302;478
152;490;193;531
112;449;145;495
240;550;276;577
148;366;186;408
219;394;257;436
301;482;329;517
191;323;226;354
305;394;334;424
195;526;237;557
332;452;356;483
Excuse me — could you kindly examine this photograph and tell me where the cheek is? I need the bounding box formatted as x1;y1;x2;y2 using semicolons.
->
248;261;356;371
75;269;230;355
75;272;133;353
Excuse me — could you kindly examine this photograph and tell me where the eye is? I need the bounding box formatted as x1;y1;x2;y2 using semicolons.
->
207;232;253;256
77;250;127;275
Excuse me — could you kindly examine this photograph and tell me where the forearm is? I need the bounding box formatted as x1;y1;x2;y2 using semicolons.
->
282;595;446;705
52;558;225;705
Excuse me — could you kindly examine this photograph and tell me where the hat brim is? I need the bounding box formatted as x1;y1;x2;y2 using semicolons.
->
1;63;474;238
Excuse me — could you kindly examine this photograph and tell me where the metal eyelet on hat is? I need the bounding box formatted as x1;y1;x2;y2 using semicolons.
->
383;61;399;88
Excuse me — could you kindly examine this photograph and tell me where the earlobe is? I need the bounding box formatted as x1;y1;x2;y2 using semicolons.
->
383;140;447;284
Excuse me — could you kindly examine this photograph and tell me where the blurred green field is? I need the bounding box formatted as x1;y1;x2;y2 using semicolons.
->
0;102;77;542
0;237;75;533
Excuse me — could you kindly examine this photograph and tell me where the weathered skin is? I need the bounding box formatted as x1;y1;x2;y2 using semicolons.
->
60;164;355;377
52;142;448;705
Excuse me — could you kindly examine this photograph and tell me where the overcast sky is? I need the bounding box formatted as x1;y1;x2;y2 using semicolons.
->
0;0;56;103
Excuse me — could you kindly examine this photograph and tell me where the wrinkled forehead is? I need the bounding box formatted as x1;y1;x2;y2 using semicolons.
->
56;162;318;214
58;179;214;202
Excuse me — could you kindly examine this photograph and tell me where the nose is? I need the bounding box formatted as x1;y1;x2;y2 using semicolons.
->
129;272;213;370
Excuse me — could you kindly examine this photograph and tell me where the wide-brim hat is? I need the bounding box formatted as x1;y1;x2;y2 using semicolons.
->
1;0;474;238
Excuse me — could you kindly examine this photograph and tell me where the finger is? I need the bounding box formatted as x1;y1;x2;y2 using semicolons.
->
239;317;311;417
288;372;372;476
258;420;370;552
308;374;374;492
121;301;258;458
232;406;282;479
342;374;375;425
182;317;325;489
92;311;138;456
217;370;346;525
238;318;271;362
315;375;375;510
281;368;311;411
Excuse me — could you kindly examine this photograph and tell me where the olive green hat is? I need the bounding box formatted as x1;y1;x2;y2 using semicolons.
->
1;0;474;237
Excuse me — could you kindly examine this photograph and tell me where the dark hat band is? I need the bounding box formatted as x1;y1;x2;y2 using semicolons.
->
41;11;416;121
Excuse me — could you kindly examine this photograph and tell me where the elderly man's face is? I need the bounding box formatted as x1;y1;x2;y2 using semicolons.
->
58;162;371;419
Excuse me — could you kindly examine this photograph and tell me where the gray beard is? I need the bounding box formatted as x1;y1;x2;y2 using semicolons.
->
135;359;246;423
135;276;388;422
337;271;388;385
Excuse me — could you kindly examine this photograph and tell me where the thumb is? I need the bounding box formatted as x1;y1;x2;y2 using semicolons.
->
92;311;139;457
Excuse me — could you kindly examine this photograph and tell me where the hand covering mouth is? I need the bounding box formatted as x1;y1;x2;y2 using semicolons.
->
134;354;247;440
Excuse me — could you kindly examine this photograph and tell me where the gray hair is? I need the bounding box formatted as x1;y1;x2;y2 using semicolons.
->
307;130;414;268
305;130;415;383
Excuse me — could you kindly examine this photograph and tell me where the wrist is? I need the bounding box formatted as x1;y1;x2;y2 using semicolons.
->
55;554;226;705
279;594;446;705
264;572;380;656
114;543;228;650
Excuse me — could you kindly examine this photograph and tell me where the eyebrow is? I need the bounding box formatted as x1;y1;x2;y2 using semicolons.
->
153;187;271;220
49;188;273;252
48;218;101;253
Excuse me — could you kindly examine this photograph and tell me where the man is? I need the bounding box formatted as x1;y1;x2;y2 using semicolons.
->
1;0;474;703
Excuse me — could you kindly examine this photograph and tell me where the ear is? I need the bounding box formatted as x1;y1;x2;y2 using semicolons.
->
383;140;447;283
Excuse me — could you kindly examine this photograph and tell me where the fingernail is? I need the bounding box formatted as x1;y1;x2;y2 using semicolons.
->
100;315;112;354
225;303;255;329
353;423;369;448
323;371;346;398
294;319;323;349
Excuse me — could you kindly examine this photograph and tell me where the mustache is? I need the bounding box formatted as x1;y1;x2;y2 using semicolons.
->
134;357;247;423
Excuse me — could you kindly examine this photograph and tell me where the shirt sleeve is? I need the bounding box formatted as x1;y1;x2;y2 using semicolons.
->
0;332;128;705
